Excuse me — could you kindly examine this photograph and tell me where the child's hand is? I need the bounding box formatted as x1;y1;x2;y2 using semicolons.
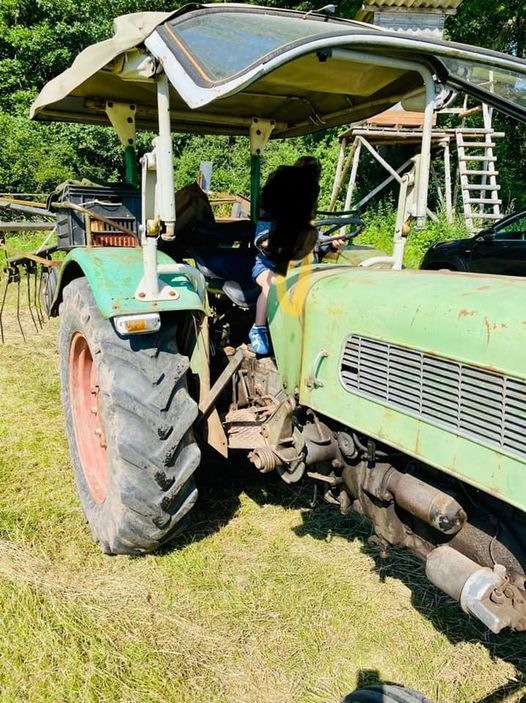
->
330;237;347;250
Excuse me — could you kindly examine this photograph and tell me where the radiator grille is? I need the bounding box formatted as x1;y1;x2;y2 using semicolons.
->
340;335;526;460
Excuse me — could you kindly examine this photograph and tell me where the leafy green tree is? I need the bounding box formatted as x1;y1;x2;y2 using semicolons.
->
447;1;526;56
446;2;526;209
0;0;185;192
0;0;355;194
1;0;525;205
0;0;191;114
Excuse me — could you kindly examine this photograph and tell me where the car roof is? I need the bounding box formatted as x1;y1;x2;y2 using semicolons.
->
30;3;526;137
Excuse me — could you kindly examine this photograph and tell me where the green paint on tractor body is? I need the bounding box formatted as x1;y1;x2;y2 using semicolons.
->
28;3;526;630
321;245;388;266
269;264;526;510
54;247;205;318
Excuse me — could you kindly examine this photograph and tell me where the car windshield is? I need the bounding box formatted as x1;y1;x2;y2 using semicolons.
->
494;213;526;240
161;10;361;84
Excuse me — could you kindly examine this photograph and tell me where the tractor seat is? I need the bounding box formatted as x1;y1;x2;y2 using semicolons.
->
188;247;260;309
187;219;259;307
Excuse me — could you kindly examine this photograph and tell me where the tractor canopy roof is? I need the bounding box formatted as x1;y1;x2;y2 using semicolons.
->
31;3;526;137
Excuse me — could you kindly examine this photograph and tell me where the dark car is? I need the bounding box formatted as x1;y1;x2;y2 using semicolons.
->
420;210;526;276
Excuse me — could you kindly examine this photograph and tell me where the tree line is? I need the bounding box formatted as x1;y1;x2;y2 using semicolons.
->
0;0;525;209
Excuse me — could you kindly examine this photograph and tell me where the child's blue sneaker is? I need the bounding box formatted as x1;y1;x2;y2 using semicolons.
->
249;325;271;356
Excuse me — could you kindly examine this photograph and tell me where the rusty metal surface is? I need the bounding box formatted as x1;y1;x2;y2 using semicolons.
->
187;314;228;458
386;469;466;534
225;408;264;449
361;0;462;9
199;348;243;418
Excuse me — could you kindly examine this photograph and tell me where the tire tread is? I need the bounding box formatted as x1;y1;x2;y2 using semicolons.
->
59;278;200;554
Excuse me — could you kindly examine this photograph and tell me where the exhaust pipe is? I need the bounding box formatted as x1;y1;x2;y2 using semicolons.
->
425;545;524;633
342;463;466;536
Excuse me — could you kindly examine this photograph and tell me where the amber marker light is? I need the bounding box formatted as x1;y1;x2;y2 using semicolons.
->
114;313;161;336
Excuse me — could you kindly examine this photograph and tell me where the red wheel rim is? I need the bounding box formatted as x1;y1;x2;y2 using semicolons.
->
69;332;108;503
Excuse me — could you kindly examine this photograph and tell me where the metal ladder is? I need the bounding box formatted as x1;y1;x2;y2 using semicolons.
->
456;103;503;231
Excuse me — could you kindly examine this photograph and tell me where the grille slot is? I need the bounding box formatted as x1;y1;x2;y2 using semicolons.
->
340;335;526;461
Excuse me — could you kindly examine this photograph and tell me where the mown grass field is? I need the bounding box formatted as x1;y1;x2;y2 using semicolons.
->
1;279;526;703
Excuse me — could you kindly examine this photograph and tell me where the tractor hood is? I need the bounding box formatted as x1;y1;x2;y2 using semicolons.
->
268;265;526;510
31;3;526;137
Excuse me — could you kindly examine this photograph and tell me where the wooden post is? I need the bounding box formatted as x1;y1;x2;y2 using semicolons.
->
344;138;362;211
443;138;453;222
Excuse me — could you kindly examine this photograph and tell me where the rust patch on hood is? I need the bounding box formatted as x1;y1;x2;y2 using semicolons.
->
484;317;491;345
458;309;476;318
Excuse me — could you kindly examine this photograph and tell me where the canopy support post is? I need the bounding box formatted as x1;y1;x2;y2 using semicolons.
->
416;72;436;229
249;118;275;221
134;70;195;303
156;73;176;241
250;155;261;223
333;49;436;231
105;101;139;187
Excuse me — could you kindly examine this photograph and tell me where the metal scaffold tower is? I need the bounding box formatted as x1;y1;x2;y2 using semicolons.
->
329;110;450;222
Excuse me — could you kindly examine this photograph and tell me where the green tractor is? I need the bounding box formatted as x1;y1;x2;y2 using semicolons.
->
30;3;526;635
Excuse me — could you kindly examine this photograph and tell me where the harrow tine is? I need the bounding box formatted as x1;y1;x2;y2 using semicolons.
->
0;273;8;344
25;262;40;334
34;265;45;326
15;268;26;342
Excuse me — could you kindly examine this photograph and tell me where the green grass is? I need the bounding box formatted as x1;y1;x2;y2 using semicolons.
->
357;202;470;269
2;229;57;254
1;280;526;703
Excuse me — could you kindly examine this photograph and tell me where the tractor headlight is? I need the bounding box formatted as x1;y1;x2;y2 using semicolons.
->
114;312;161;336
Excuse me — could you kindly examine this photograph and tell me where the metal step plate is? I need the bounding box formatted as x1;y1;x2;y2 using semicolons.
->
224;407;264;449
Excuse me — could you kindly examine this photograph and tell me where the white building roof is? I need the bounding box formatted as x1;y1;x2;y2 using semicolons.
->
356;0;464;36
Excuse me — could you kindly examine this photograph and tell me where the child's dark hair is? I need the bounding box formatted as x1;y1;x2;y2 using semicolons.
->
260;156;321;275
293;155;322;180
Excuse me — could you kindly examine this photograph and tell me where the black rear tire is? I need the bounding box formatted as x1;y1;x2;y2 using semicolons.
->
342;685;433;703
59;278;201;555
41;267;58;317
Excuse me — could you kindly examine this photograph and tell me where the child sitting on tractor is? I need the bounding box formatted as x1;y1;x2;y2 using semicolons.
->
248;156;322;356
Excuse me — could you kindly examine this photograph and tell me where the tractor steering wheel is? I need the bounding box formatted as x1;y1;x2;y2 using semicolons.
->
314;210;365;247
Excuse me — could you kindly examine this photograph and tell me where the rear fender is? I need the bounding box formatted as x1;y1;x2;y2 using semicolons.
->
51;247;206;318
